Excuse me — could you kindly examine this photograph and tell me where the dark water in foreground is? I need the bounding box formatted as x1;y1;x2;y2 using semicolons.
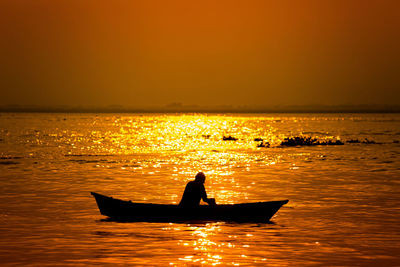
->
0;113;399;266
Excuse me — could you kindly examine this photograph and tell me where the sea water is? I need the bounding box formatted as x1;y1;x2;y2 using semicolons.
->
0;113;399;266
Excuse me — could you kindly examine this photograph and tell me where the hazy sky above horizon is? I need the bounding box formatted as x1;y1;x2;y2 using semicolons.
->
1;0;399;107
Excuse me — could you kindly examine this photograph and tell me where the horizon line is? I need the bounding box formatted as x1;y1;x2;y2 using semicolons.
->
1;104;399;114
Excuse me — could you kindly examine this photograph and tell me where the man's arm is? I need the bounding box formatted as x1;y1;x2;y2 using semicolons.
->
200;184;216;205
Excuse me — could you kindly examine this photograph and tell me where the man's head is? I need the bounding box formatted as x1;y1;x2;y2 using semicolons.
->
195;172;206;183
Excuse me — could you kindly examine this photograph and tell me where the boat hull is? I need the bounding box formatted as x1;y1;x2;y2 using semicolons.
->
91;192;288;222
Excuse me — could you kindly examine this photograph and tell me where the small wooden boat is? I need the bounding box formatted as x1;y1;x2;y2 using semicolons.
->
91;192;288;222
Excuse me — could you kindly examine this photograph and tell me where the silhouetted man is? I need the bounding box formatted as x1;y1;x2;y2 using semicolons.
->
179;172;216;207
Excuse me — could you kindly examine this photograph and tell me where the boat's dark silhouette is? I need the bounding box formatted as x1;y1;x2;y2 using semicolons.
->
91;192;288;223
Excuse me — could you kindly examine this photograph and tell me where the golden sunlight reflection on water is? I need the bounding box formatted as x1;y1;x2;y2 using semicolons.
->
164;222;271;266
94;115;288;204
0;113;400;266
88;115;281;154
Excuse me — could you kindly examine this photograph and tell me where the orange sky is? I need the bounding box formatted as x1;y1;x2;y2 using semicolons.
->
1;0;399;107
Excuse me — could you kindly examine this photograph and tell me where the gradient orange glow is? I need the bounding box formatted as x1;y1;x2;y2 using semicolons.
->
1;0;399;106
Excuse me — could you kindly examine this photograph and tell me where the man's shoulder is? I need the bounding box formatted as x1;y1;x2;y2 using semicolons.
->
186;181;195;187
186;181;201;187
